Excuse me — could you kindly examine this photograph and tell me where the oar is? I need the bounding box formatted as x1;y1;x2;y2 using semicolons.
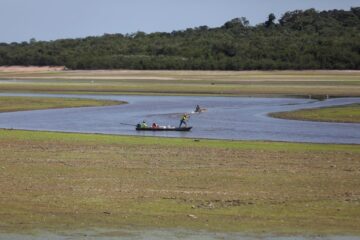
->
120;122;137;126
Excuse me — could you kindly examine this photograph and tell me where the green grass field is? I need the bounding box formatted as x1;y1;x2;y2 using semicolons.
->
0;129;359;235
270;104;360;123
0;96;124;113
0;70;359;97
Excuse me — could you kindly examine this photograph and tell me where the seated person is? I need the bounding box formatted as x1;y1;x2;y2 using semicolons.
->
195;105;201;112
140;120;147;128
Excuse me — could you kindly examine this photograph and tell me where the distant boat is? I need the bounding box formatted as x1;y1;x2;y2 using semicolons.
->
136;126;192;131
194;108;207;113
194;105;207;113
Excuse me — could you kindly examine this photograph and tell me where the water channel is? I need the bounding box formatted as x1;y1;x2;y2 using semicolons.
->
0;93;359;144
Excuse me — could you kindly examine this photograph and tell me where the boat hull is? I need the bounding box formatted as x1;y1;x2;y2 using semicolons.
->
136;126;192;131
194;108;207;113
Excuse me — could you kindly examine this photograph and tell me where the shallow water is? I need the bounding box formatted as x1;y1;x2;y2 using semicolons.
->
0;93;359;144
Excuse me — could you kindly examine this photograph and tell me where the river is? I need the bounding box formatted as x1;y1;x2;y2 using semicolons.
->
0;93;359;144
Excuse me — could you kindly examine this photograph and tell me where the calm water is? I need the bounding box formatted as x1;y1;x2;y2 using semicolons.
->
0;93;359;144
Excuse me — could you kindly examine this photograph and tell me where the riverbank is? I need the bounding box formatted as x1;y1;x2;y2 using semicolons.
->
0;70;359;97
0;129;359;235
269;103;360;123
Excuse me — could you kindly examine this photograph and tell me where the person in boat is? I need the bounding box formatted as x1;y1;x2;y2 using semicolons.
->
179;113;189;128
195;105;201;113
140;120;148;128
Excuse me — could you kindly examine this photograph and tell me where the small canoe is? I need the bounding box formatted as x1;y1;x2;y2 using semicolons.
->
136;126;192;131
194;108;207;113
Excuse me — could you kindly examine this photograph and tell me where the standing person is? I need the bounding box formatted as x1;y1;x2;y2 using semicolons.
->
179;113;189;128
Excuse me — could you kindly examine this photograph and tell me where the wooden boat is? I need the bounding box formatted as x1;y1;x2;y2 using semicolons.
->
194;108;207;113
136;126;192;131
193;107;207;113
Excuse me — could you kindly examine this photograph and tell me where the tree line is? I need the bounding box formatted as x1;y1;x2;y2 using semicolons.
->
0;7;359;70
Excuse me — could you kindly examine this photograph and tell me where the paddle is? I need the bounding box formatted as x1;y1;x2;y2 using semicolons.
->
120;122;137;126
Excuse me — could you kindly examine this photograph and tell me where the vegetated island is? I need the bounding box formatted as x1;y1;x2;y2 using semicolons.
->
0;96;125;113
270;103;360;123
0;7;359;70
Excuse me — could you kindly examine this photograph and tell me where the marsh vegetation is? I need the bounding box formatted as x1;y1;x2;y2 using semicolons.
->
270;103;360;123
0;96;124;113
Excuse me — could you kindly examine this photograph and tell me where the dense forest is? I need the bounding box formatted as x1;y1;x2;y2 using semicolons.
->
0;8;359;70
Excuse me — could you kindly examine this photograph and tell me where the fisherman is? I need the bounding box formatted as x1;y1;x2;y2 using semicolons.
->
195;105;201;113
179;113;189;128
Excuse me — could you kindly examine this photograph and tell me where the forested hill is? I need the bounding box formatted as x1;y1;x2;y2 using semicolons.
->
1;8;360;70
